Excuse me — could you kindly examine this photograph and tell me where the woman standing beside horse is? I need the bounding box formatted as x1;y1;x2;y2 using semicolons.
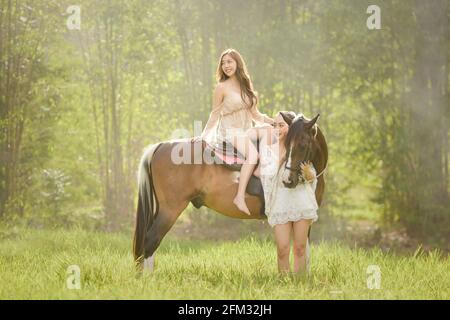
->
247;111;320;275
199;48;274;215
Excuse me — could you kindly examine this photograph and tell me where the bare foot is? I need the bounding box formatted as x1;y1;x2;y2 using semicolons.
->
233;195;251;215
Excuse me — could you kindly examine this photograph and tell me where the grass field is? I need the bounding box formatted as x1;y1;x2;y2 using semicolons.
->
0;228;448;299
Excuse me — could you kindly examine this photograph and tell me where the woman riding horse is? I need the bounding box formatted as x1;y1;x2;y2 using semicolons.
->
133;112;327;273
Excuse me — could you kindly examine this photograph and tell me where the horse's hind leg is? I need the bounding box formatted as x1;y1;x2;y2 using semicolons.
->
143;202;188;272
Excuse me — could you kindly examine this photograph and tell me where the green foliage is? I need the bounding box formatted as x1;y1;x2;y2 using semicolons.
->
0;0;449;243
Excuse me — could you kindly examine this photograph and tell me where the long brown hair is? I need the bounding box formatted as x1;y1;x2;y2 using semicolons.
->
216;48;258;109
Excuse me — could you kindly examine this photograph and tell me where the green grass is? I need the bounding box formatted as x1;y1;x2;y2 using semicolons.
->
0;228;448;299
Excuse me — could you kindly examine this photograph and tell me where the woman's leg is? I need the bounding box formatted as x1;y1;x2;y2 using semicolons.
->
232;133;259;215
292;219;313;274
273;222;292;274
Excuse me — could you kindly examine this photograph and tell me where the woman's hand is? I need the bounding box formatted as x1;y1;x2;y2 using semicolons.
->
265;115;275;125
300;161;316;182
191;136;201;143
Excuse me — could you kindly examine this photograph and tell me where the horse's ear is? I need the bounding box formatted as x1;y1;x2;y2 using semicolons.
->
280;111;296;125
306;113;320;129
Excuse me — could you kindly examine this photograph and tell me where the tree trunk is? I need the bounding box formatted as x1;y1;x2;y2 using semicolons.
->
407;0;449;237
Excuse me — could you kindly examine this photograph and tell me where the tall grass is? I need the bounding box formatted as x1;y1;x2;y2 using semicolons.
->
0;228;448;299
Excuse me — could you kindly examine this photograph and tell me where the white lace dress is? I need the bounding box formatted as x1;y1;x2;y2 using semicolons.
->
259;140;319;227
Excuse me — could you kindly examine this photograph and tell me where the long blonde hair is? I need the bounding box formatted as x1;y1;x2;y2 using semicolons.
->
216;48;258;109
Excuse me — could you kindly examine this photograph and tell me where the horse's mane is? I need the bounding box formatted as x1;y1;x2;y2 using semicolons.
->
284;115;305;151
314;126;328;173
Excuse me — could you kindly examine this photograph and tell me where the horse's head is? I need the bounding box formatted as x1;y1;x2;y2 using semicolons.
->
281;113;320;188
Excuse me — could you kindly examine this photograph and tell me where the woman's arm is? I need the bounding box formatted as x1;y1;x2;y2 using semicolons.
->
201;83;225;139
245;126;275;145
250;103;274;125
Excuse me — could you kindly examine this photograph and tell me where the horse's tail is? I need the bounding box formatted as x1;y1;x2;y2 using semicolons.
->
133;143;161;269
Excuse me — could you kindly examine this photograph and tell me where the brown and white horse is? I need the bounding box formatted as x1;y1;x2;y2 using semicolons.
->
133;113;328;272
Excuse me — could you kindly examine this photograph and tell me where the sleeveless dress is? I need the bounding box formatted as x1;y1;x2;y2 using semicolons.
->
259;137;319;227
202;90;266;146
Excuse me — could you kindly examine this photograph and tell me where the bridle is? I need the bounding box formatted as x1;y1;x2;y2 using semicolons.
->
284;139;312;173
284;136;327;183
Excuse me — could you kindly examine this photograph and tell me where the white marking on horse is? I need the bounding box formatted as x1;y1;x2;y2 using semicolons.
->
143;255;155;273
282;144;293;183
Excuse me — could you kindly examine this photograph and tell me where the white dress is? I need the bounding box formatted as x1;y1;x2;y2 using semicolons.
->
259;138;319;227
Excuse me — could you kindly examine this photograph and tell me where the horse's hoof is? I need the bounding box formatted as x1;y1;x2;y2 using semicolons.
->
135;271;143;279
